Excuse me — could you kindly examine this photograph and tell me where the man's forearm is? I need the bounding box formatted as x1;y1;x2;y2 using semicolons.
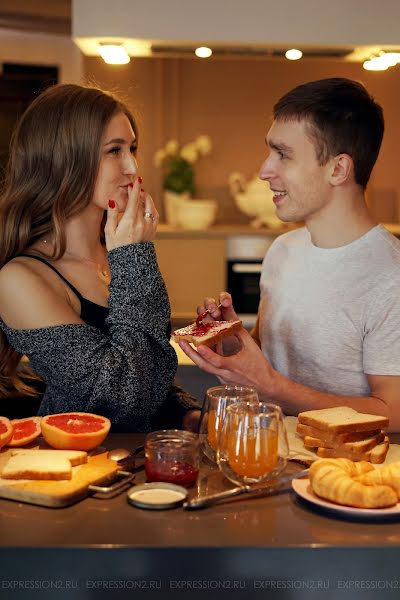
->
265;370;393;426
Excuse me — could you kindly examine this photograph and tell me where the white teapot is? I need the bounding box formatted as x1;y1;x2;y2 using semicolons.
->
228;172;283;228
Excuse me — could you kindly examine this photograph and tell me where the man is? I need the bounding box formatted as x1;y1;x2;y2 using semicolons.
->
179;77;400;431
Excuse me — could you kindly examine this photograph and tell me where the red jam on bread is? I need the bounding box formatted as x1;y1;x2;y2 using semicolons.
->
172;319;242;348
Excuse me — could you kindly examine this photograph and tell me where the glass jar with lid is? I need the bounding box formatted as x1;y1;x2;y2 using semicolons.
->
145;429;200;487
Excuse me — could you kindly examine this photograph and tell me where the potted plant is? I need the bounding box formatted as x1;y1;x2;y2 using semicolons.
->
154;135;212;226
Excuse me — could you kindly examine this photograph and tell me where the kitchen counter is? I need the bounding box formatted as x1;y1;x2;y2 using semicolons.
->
155;223;295;239
384;223;400;236
156;222;400;239
1;433;400;598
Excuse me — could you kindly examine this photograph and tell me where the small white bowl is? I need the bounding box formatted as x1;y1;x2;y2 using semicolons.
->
177;199;217;230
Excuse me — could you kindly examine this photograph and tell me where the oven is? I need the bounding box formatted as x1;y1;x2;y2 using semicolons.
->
227;260;262;315
226;236;274;328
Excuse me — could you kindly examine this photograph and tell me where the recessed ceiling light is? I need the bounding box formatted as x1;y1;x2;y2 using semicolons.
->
285;49;303;61
99;44;130;65
363;60;387;71
363;51;400;71
195;46;212;58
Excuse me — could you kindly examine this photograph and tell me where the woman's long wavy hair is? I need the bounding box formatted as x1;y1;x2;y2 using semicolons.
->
0;83;137;398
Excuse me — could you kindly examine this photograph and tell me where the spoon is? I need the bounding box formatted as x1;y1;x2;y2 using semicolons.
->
195;303;223;326
108;446;144;472
108;448;131;462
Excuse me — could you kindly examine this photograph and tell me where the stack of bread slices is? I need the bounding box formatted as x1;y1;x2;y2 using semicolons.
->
0;449;88;480
296;407;390;464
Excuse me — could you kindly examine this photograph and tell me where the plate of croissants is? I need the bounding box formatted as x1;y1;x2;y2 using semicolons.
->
292;458;400;517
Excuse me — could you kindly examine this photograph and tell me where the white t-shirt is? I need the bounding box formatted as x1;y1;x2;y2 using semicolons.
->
259;224;400;396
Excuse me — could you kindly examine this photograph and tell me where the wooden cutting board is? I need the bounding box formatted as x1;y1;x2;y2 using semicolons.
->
0;447;119;508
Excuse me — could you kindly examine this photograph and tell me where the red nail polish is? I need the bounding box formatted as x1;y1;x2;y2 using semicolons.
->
140;188;145;192
108;199;115;209
128;183;133;188
137;176;143;184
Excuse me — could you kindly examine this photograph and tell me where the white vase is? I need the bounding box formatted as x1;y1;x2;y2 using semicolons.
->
177;199;217;230
164;191;190;226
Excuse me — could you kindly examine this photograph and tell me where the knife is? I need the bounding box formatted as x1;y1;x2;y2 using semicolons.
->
183;469;309;510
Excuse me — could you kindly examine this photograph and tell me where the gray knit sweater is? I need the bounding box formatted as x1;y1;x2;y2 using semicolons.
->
0;242;199;432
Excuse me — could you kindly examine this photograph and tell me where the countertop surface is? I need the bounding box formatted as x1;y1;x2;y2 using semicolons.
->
2;433;400;592
2;433;400;549
171;340;193;365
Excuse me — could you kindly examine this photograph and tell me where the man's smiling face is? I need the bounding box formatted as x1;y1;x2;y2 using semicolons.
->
258;119;334;224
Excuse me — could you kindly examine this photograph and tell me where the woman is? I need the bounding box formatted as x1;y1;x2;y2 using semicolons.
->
0;83;200;432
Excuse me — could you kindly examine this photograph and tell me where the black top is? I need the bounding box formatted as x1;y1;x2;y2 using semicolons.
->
18;254;110;334
1;244;200;431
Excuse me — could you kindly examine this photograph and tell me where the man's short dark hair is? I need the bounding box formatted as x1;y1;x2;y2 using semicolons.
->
273;77;384;188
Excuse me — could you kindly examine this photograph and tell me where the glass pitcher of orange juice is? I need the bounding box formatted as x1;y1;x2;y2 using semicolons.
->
199;385;259;462
217;402;289;485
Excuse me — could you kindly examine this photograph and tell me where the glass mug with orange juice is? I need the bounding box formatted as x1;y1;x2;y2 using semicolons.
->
199;385;259;462
217;402;289;485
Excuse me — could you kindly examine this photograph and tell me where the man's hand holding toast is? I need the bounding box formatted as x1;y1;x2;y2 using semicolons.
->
176;292;276;394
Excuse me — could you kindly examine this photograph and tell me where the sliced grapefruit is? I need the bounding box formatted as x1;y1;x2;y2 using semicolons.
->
7;416;42;447
40;412;111;451
0;416;13;448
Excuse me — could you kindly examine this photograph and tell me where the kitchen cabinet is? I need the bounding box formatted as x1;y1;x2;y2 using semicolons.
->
155;237;226;320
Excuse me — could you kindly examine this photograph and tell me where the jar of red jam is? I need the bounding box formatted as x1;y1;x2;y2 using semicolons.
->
145;430;200;488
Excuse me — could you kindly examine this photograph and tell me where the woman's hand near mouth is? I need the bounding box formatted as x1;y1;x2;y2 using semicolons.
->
105;176;159;250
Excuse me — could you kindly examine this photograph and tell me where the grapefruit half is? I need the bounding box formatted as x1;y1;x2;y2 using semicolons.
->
0;416;13;448
7;416;42;447
40;412;111;450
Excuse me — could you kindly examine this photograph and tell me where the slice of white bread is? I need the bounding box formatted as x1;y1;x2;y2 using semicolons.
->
1;454;72;480
303;431;385;452
296;423;381;445
10;449;87;467
317;436;390;464
298;407;389;434
172;320;243;348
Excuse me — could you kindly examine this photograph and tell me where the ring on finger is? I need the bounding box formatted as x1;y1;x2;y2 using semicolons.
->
144;211;154;220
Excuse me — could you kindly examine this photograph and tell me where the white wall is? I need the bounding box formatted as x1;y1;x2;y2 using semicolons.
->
73;0;400;47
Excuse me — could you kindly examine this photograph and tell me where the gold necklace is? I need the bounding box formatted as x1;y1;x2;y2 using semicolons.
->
64;251;111;286
42;240;111;286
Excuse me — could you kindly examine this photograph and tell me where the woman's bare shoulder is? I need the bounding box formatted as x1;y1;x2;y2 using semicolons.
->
0;257;83;330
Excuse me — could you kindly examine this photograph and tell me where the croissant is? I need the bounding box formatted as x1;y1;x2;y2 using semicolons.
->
309;458;398;509
356;462;400;500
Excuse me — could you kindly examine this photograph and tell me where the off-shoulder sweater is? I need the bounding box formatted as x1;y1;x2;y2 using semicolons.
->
0;242;199;432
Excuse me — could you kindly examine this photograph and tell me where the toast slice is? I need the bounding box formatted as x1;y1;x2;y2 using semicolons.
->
296;423;381;445
304;431;385;452
10;449;88;467
317;436;390;464
1;454;72;480
172;319;242;348
298;407;389;434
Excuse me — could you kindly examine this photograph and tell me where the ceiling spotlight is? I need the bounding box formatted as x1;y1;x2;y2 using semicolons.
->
285;49;303;61
381;52;400;66
363;51;400;71
99;44;130;65
363;56;389;71
195;46;212;58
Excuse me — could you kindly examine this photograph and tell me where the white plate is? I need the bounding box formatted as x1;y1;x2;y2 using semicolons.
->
292;478;400;519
